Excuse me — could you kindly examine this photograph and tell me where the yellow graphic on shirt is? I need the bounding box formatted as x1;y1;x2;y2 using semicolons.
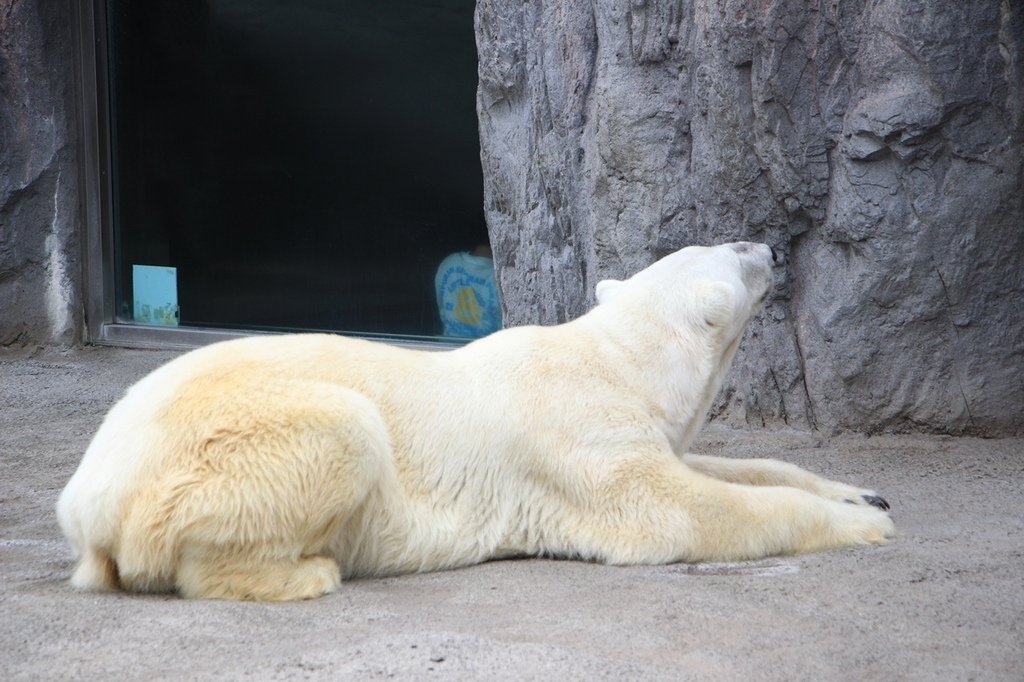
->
453;287;482;325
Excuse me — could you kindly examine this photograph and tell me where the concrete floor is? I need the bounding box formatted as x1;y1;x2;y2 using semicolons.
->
1;345;1021;680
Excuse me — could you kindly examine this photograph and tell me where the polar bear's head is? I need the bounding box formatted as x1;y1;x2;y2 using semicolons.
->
592;242;776;448
594;241;776;344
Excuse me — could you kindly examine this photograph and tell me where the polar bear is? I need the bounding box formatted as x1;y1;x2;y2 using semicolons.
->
56;242;894;601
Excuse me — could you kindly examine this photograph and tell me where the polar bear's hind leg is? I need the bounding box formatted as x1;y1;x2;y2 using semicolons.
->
178;552;341;601
119;380;391;600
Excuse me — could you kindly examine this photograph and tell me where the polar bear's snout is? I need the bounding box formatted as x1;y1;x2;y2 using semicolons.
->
724;242;777;304
728;241;775;263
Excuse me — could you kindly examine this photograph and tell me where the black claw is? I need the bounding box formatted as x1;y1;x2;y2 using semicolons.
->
862;494;890;511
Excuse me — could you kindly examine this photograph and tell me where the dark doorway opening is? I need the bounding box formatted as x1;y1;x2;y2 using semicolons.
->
107;0;487;338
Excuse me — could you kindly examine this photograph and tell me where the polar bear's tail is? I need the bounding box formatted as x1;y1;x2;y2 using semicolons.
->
70;546;121;591
56;471;123;592
57;491;120;591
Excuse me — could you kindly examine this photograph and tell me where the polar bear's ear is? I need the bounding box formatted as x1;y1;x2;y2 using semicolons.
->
697;281;736;329
595;279;624;305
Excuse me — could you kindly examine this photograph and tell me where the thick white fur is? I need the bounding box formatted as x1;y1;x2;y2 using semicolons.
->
56;242;894;600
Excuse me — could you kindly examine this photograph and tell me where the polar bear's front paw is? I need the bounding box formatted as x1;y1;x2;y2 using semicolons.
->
832;503;896;548
854;494;890;511
838;489;890;512
816;480;891;512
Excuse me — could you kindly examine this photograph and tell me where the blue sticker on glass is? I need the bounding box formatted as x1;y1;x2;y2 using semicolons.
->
132;265;179;326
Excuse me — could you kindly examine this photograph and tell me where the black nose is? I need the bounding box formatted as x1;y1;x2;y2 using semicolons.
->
770;247;779;264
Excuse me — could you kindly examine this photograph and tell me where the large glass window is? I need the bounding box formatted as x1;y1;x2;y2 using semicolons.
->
106;0;493;339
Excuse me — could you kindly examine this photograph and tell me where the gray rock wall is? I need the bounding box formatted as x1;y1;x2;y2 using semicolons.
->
476;0;1024;436
0;0;81;346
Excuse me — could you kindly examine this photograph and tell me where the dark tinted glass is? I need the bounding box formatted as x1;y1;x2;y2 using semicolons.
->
107;0;487;338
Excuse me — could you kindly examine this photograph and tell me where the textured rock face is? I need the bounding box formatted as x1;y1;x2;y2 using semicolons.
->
476;0;1024;435
0;0;80;346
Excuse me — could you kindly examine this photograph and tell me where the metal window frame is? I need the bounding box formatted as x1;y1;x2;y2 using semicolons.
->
72;0;462;352
74;0;111;346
